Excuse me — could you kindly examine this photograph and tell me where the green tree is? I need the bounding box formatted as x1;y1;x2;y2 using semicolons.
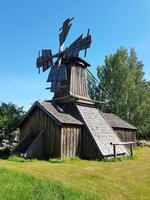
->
0;102;25;142
87;71;101;101
89;48;150;138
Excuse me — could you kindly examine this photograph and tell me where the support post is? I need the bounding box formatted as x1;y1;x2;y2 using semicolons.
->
113;144;117;159
130;143;133;157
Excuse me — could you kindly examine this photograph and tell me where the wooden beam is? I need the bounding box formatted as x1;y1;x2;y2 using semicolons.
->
130;143;133;157
110;141;135;157
110;141;135;145
113;144;117;159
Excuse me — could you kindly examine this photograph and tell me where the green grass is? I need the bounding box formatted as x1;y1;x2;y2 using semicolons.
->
0;147;150;200
48;156;81;163
103;155;137;162
8;155;29;162
0;167;100;200
48;158;65;163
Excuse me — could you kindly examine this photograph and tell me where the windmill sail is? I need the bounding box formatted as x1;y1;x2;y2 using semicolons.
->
64;33;91;58
50;81;61;92
59;18;74;49
36;18;92;93
64;34;83;57
80;34;91;51
36;49;53;72
47;64;67;92
47;64;67;82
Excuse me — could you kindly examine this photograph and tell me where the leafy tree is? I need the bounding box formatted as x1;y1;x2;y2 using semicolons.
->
0;102;25;142
89;48;150;138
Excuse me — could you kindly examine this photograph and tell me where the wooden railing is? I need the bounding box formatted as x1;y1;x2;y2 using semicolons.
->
110;142;135;159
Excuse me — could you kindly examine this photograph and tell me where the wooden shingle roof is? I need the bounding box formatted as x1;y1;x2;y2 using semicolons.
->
102;113;137;130
39;101;83;125
20;101;83;126
77;104;129;157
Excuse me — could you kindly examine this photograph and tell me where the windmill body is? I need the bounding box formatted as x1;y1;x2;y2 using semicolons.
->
13;19;136;160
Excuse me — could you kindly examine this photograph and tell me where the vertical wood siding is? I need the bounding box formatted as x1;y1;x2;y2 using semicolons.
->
54;61;90;100
114;128;137;147
20;107;61;158
61;125;82;158
70;64;90;98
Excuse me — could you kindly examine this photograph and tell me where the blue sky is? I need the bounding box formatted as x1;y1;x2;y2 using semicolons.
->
0;0;150;110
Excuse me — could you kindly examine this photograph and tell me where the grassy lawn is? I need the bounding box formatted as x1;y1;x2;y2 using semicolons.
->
0;168;99;200
0;147;150;200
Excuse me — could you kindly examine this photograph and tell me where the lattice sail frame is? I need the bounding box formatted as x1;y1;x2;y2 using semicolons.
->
36;18;92;93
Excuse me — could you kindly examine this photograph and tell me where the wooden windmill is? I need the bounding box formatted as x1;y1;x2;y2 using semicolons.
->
14;18;136;160
36;18;92;102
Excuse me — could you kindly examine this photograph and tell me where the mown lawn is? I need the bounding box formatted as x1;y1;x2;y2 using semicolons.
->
0;168;100;200
0;147;150;200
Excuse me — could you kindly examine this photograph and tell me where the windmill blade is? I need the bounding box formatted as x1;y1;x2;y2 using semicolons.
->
36;49;53;72
47;64;67;82
64;32;91;58
64;34;83;57
51;80;66;92
59;17;74;49
79;34;92;57
56;64;67;81
80;34;92;51
68;34;83;50
51;81;60;92
42;50;53;72
47;64;58;82
84;29;91;57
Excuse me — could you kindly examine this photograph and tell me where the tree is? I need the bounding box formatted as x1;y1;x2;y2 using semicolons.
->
89;48;150;138
0;102;25;142
87;71;102;101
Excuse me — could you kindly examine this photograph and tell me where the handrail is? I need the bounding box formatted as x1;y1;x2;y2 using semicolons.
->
110;141;135;158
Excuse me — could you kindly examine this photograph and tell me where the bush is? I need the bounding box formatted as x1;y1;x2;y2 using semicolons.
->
0;102;25;142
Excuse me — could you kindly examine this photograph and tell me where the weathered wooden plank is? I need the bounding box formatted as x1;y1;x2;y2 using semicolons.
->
56;126;61;157
63;127;66;157
77;104;129;158
49;118;53;157
74;127;77;156
60;128;63;158
76;127;79;155
110;141;135;145
70;126;73;156
67;127;70;157
69;64;90;98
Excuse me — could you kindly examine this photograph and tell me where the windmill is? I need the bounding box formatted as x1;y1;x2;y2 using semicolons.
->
36;18;92;93
14;18;131;161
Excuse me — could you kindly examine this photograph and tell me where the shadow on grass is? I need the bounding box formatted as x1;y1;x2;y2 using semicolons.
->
0;155;9;160
2;153;137;164
48;156;81;163
103;155;137;162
